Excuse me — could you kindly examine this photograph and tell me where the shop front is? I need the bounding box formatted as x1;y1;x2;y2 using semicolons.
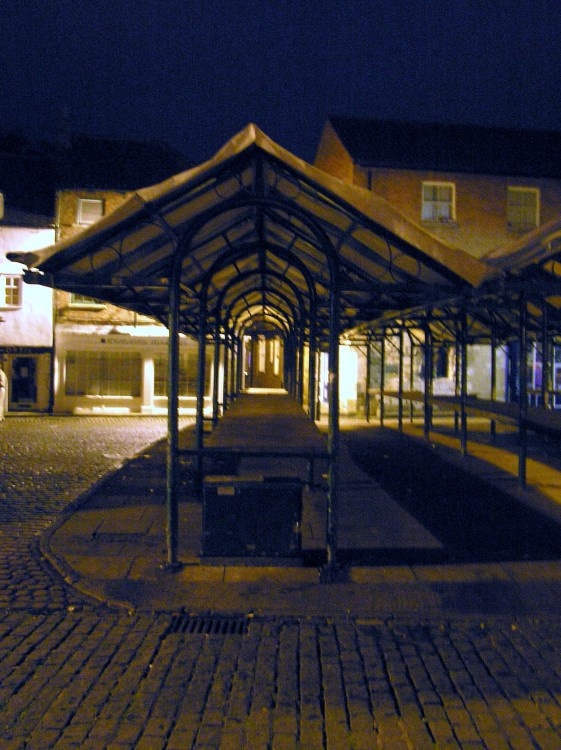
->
53;327;214;415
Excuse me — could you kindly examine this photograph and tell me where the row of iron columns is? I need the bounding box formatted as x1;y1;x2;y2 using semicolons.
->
165;306;341;573
362;295;549;489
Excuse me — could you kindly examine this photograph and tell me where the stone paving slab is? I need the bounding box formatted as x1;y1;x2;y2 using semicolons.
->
41;403;561;624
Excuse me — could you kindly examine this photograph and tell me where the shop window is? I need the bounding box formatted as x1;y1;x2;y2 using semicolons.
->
65;350;141;397
153;348;213;396
507;187;539;232
0;275;22;307
77;198;104;225
421;182;455;222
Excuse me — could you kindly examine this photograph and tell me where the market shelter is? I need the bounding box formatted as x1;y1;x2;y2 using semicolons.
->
10;124;490;574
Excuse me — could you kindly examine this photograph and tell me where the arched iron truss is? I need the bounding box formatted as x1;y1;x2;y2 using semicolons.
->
16;124;556;574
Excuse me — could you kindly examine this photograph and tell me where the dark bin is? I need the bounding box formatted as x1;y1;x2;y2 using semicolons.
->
202;476;302;557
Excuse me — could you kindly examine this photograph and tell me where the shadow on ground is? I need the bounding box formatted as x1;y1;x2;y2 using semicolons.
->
341;426;561;564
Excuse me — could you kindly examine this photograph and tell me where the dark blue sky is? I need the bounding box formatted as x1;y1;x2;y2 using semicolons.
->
2;1;561;164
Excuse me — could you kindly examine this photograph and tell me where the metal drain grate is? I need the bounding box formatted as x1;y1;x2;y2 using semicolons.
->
165;614;249;636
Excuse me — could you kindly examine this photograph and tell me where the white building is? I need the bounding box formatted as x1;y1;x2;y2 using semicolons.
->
0;201;55;413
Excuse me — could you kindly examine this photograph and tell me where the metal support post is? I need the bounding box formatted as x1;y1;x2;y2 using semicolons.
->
365;336;371;423
408;331;415;422
212;323;221;425
324;257;340;578
165;265;181;569
380;332;386;427
423;322;432;440
460;307;468;457
542;302;551;409
398;328;404;432
518;292;528;487
490;324;497;441
195;295;208;493
308;314;317;420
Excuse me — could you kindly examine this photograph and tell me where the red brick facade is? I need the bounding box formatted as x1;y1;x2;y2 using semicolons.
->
315;120;561;259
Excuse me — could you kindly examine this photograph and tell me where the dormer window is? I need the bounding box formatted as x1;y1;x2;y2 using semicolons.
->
77;198;104;225
70;293;105;308
507;187;539;232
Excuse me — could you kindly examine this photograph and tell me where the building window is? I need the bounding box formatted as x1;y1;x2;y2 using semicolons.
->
507;187;539;232
0;275;22;307
421;182;455;222
65;351;141;397
153;348;213;397
77;198;104;225
69;293;105;307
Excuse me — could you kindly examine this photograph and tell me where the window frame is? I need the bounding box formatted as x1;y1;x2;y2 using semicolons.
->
0;274;23;308
421;181;456;223
69;293;106;309
76;198;105;226
64;350;142;397
507;186;540;232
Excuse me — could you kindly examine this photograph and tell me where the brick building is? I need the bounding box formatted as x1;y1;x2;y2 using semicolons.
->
53;185;213;415
314;118;561;409
315;117;561;259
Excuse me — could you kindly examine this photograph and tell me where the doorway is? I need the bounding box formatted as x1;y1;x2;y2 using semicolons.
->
245;334;284;390
9;356;38;410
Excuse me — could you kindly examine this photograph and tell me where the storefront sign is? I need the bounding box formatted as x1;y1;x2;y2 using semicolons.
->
0;346;52;354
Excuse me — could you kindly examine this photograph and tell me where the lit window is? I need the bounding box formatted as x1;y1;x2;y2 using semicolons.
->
422;182;455;222
258;336;266;372
507;187;539;231
0;275;22;307
77;198;104;225
274;337;280;376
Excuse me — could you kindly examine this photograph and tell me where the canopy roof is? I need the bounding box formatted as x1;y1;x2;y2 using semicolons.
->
10;124;492;343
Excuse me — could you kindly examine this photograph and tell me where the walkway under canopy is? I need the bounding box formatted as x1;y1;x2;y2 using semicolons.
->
9;123;561;574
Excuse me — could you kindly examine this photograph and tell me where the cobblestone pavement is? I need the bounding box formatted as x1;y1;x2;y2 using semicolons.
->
2;417;561;748
0;416;185;612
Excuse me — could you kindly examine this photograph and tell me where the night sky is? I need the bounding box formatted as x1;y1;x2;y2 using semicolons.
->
2;1;561;164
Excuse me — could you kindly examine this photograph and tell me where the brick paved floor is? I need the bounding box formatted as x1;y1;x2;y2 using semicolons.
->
3;611;561;748
2;416;561;748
